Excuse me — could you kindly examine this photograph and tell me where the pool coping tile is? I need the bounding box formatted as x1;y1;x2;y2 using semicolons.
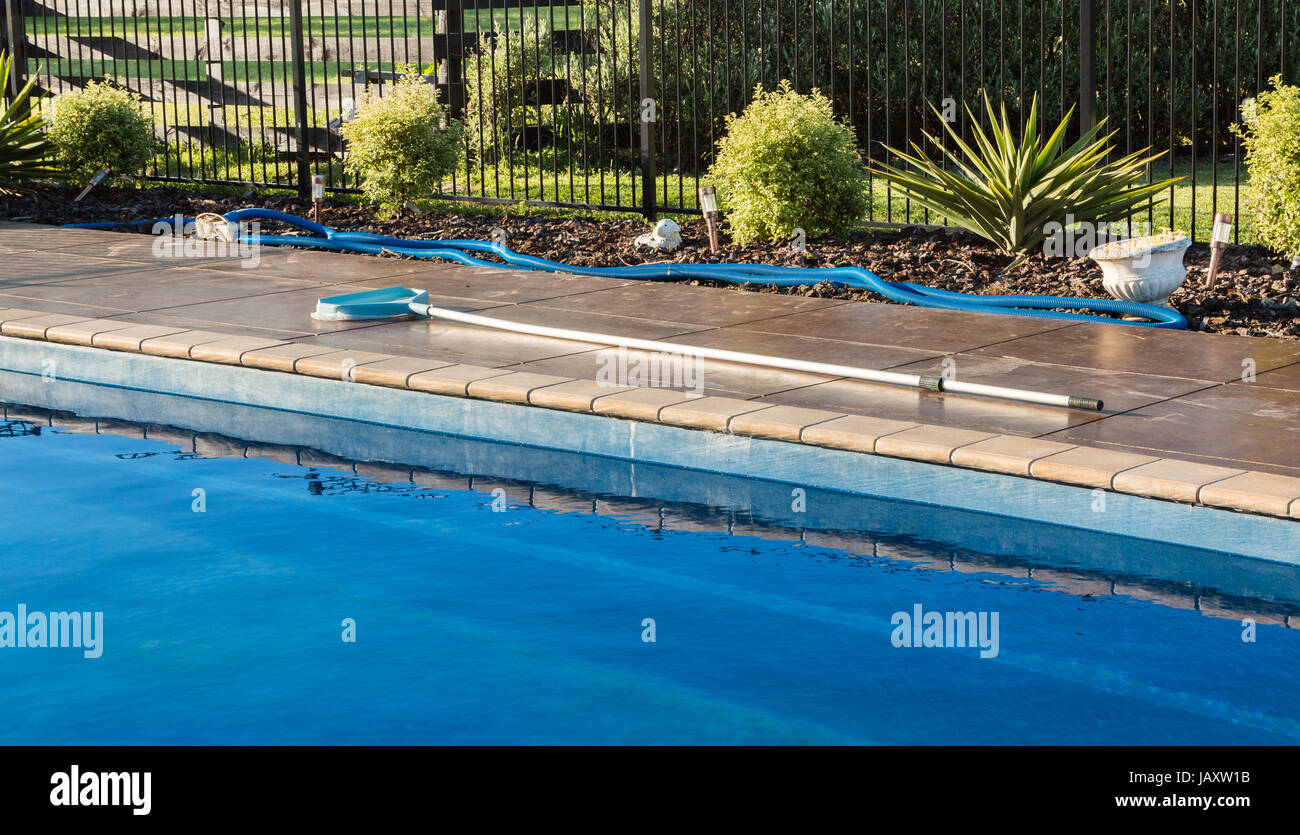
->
1197;472;1300;517
139;330;244;359
240;342;343;372
727;404;847;442
190;336;294;365
406;364;515;396
872;424;1002;465
1028;446;1161;489
467;371;574;404
657;395;770;431
294;349;397;380
799;414;921;453
1111;459;1249;504
590;387;700;421
950;435;1080;477
1;312;94;339
92;324;193;352
43;319;138;346
350;356;457;388
528;379;637;412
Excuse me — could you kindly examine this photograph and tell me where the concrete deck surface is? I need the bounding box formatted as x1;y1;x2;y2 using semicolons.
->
1;222;1298;517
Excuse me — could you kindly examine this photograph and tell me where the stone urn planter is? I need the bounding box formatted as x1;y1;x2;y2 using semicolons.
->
1089;232;1192;313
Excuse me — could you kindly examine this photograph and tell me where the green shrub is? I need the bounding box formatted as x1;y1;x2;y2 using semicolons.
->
1236;76;1300;258
707;81;870;245
341;73;464;210
463;18;553;163
47;81;153;184
0;51;58;194
870;92;1178;261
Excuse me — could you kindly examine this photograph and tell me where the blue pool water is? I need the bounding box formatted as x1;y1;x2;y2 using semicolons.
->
2;413;1298;745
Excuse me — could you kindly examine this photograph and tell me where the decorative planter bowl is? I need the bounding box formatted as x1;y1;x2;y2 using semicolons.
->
1089;233;1192;313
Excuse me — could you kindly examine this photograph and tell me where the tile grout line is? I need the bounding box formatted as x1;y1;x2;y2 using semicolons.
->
946;436;996;465
1192;470;1252;505
1031;381;1228;440
796;413;853;443
866;423;920;455
722;402;785;432
1022;444;1081;471
1105;459;1162;491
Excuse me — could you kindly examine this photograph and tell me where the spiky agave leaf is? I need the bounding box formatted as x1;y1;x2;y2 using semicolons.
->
0;51;58;195
869;92;1181;260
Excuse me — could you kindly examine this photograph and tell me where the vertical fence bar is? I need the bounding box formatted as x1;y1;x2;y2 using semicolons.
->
1079;0;1096;134
637;0;655;218
3;0;27;102
1190;0;1197;239
288;0;311;196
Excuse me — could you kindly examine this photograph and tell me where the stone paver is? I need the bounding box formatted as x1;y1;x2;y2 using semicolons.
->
3;222;1299;520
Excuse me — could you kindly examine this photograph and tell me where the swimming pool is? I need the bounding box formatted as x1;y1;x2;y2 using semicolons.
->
2;394;1298;745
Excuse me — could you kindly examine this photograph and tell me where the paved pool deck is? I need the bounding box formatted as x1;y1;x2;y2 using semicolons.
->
2;221;1299;520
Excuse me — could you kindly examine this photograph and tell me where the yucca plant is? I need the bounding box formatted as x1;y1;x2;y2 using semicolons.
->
0;51;56;194
870;93;1180;265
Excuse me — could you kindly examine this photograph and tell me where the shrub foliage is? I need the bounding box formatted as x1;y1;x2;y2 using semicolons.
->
870;93;1178;259
342;73;464;210
0;51;57;194
707;81;870;245
1236;76;1300;258
47;81;154;184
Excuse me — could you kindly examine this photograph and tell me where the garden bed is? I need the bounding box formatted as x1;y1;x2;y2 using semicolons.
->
3;185;1297;341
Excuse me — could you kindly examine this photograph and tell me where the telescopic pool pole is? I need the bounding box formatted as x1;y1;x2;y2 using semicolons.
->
698;186;720;253
1203;213;1233;289
408;302;1105;411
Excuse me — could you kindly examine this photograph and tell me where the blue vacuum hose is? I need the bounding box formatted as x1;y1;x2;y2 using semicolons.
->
66;208;1187;328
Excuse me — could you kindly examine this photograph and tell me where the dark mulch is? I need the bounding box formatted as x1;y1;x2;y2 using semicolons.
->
4;185;1297;340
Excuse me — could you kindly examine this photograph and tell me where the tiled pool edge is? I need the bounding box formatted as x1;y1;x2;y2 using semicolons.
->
4;309;1300;520
1;334;1296;564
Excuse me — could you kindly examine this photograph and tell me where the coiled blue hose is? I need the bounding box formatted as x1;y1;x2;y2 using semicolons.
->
66;208;1187;327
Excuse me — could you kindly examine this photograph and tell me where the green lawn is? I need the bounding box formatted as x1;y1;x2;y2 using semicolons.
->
155;150;1256;243
139;145;1262;251
25;9;584;38
435;157;1257;244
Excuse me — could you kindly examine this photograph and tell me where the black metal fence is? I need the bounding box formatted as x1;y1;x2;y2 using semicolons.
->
3;0;1299;240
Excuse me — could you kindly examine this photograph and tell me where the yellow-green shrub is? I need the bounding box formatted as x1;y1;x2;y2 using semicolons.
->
1237;75;1300;258
341;73;464;210
707;81;870;245
47;81;153;184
